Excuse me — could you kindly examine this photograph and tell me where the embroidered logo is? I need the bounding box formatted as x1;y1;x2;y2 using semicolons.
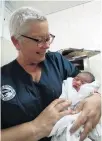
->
0;85;16;101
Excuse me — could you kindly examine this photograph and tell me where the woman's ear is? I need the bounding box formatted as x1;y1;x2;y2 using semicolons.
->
11;36;20;50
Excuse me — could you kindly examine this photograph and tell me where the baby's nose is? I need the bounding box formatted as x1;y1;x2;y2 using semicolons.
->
77;80;82;86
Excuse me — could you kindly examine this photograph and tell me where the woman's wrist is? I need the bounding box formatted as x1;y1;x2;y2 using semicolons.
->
92;93;101;105
29;120;44;141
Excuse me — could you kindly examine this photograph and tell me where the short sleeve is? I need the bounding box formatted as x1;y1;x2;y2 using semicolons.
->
53;52;80;80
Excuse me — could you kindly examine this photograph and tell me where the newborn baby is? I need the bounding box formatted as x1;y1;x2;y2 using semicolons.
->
49;72;101;141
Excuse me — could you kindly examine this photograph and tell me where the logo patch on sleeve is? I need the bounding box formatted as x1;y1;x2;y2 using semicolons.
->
0;85;16;101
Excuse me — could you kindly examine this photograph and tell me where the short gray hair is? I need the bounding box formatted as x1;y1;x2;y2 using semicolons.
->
9;7;47;39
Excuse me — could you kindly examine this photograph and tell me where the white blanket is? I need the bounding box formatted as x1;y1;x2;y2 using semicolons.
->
48;78;101;141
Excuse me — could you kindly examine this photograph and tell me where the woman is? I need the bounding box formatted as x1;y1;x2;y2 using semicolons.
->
1;7;101;141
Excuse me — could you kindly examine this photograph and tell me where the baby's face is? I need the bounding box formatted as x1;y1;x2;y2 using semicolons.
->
72;73;91;91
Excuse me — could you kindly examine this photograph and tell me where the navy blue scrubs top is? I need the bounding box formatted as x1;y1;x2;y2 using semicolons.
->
1;52;79;141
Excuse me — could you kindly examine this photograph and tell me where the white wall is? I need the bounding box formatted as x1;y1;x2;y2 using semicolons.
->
0;0;5;66
89;53;102;92
47;0;101;52
1;38;17;66
0;5;17;66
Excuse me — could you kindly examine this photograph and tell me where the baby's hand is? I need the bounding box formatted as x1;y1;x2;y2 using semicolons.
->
70;100;85;115
68;107;77;115
69;101;84;115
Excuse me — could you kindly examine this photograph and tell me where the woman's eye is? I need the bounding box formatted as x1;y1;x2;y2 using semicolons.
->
46;38;50;41
37;39;42;43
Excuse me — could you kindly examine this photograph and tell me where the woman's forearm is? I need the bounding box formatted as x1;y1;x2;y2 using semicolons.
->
1;121;43;141
1;98;72;141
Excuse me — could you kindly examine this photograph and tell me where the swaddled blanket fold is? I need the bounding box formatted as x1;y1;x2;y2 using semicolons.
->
48;78;101;141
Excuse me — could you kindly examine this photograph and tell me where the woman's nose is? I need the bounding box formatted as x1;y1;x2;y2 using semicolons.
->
41;42;50;49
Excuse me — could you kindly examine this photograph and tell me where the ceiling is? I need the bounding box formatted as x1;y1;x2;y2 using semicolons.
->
5;1;92;15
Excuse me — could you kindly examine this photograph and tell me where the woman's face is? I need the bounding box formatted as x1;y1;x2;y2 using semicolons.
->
17;20;51;64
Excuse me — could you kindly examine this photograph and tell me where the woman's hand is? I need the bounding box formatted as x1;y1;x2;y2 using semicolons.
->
32;98;72;138
70;93;101;141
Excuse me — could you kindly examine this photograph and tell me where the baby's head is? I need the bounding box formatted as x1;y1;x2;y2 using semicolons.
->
72;72;95;91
